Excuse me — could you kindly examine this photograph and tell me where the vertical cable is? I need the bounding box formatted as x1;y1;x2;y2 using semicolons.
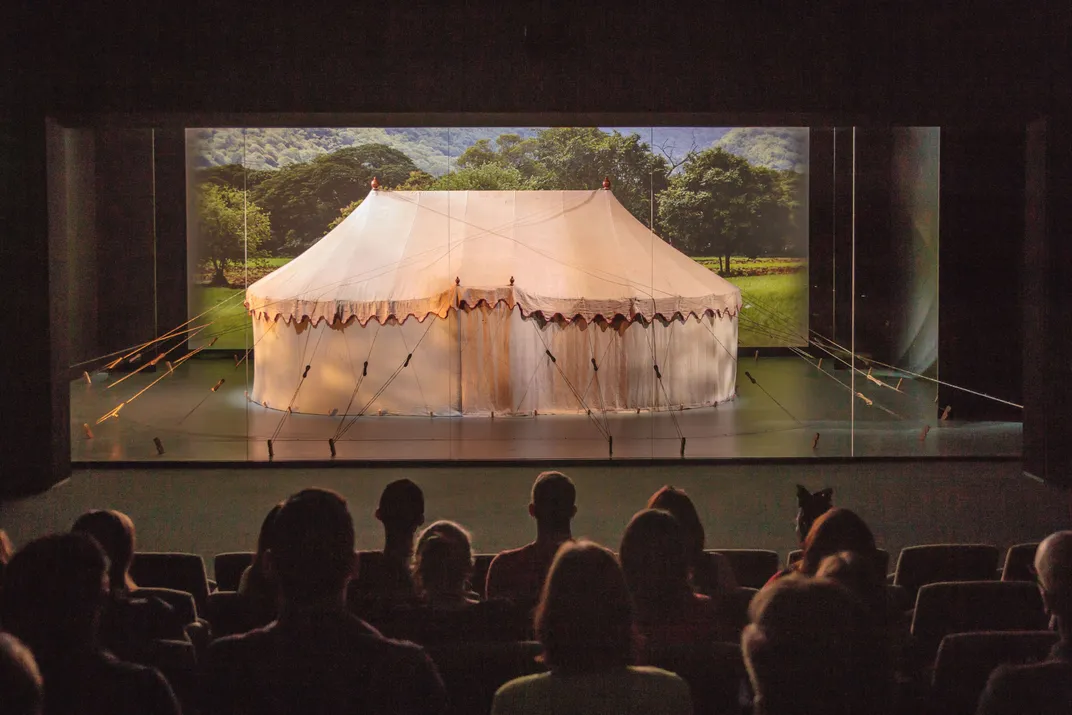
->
650;125;657;457
243;129;250;459
850;127;857;456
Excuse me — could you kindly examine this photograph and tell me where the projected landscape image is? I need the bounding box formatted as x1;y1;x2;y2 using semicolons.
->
187;127;809;350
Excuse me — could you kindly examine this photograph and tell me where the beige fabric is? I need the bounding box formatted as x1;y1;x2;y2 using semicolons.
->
249;305;737;416
246;189;740;416
245;190;740;325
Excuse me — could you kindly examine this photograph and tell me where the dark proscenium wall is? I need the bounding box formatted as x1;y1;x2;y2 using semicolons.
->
938;128;1025;421
93;129;158;359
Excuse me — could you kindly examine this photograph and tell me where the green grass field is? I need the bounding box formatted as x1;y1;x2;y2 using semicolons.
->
731;272;809;347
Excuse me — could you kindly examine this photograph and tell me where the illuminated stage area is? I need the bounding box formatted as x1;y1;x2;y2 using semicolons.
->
71;357;1020;463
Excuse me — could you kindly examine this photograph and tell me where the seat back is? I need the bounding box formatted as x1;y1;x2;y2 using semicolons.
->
213;552;255;592
910;581;1047;663
135;586;198;626
374;600;530;645
471;554;494;599
708;549;780;589
131;552;210;610
1001;543;1040;582
931;630;1058;715
204;590;273;638
893;544;999;600
425;641;546;715
645;642;746;715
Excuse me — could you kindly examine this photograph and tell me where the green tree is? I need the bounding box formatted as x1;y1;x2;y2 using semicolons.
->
196;163;273;192
197;184;270;287
399;170;436;190
531;127;668;225
429;163;534;191
658;148;798;273
251;144;418;255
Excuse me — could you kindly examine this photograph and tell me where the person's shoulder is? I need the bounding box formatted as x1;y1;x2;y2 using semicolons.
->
490;543;537;565
628;665;689;683
979;660;1072;715
206;620;276;658
493;671;551;703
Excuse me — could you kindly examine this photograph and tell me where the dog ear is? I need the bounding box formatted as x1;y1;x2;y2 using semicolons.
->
796;484;810;505
817;488;834;505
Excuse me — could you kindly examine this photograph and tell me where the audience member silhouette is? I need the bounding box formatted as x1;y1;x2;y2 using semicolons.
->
0;632;42;715
71;510;187;651
486;471;576;607
646;485;737;596
353;480;425;598
236;502;283;624
742;574;875;715
413;521;480;608
769;507;877;585
491;540;691;715
976;531;1072;715
619;509;735;648
0;533;180;715
202;487;445;715
795;485;834;546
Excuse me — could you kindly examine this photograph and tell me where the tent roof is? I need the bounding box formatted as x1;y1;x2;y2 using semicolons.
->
246;189;741;326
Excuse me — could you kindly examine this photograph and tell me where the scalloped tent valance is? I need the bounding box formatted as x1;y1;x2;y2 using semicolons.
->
245;189;741;325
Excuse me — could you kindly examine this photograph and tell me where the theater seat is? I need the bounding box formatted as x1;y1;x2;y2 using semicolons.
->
931;630;1058;715
910;581;1047;664
213;552;255;592
1000;543;1040;582
892;544;999;601
131;552;211;611
708;549;780;589
644;642;746;715
425;641;546;715
135;586;198;627
471;554;494;599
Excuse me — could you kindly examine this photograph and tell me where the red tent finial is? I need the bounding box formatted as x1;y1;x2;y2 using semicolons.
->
371;176;380;190
602;176;611;190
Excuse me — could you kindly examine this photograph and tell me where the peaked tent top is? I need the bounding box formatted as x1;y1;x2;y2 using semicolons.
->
246;190;741;326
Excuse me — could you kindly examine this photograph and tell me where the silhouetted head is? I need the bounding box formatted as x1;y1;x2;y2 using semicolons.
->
0;533;109;658
267;488;356;606
535;540;636;674
255;503;284;558
795;485;833;545
1035;531;1072;625
797;508;875;576
412;520;474;600
376;479;425;534
0;633;41;715
619;509;692;622
647;486;705;559
529;471;576;533
742;575;870;715
71;510;137;592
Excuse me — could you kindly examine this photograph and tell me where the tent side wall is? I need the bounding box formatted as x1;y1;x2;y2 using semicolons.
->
250;306;738;417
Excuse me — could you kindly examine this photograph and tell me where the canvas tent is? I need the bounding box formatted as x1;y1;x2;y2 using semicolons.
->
245;187;740;417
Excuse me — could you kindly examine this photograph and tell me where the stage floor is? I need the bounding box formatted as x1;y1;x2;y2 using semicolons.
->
70;357;1021;462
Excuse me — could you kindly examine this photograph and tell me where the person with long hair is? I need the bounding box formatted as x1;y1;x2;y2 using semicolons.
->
237;502;284;624
646;486;736;596
412;521;480;608
766;507;878;585
491;540;691;715
620;509;735;648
